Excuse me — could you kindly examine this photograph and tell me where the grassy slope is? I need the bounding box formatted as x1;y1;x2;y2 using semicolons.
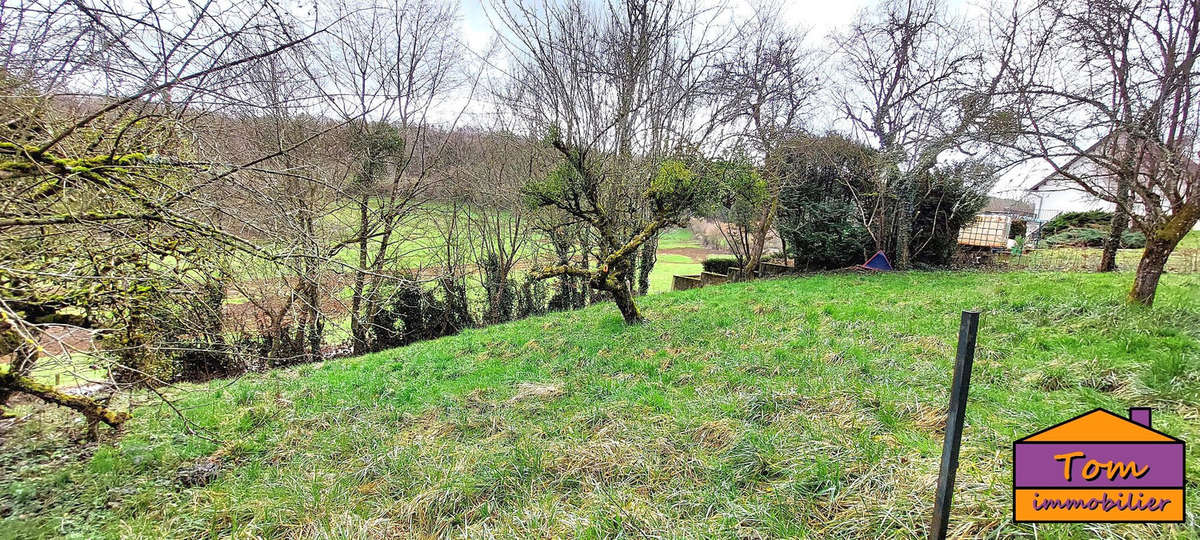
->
22;227;709;391
657;228;704;250
3;272;1199;538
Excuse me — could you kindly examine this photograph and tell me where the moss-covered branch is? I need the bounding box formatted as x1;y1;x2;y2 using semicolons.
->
601;217;668;271
0;211;161;228
0;365;129;428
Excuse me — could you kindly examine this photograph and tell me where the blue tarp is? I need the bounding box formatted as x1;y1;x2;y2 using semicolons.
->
862;251;892;271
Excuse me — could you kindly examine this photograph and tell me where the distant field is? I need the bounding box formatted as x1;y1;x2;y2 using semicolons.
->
647;252;695;293
3;271;1197;538
649;227;725;293
658;227;705;250
317;207;719;272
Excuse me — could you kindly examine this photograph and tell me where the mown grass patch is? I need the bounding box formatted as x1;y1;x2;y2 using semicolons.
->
1;271;1197;538
649;253;703;294
657;227;702;250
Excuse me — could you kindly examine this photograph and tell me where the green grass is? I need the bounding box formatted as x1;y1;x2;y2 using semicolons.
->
1179;230;1200;250
1012;230;1200;273
646;228;707;293
2;272;1198;538
658;227;701;250
1012;246;1200;273
27;355;107;388
648;253;703;294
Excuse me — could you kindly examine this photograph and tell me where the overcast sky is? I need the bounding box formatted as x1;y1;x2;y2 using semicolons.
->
453;0;1043;195
458;0;873;50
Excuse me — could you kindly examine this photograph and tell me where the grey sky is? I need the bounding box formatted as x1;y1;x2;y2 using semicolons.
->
458;0;873;50
452;0;1043;194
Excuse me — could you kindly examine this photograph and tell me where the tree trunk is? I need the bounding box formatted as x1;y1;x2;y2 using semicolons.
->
608;280;644;324
1130;237;1173;306
301;214;322;361
1099;211;1128;272
743;195;778;275
350;198;370;355
268;312;287;360
636;234;657;296
896;179;915;269
301;278;321;362
1099;177;1132;272
581;231;594;305
0;343;36;415
1129;207;1199;306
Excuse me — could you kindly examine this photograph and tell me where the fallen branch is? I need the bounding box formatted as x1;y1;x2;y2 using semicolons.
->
0;365;129;428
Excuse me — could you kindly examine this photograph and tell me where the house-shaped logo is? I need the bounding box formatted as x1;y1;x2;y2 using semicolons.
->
1013;408;1185;522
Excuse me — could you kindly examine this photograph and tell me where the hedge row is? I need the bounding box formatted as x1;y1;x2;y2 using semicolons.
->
1044;227;1146;249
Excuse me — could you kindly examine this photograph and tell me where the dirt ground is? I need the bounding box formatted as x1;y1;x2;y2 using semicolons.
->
37;326;97;356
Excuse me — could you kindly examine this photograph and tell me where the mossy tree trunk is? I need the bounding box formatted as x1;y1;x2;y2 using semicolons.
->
1129;206;1199;306
604;276;643;324
0;343;35;417
636;234;657;296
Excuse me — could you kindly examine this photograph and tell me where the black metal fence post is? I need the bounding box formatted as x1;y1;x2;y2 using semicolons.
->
930;310;980;540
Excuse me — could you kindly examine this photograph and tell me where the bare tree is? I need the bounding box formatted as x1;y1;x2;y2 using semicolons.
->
316;0;466;354
450;129;546;324
833;0;1018;268
1012;0;1200;305
0;0;319;430
490;0;726;323
711;2;819;271
209;39;343;366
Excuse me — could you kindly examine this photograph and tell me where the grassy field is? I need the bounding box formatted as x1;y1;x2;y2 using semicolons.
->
1009;230;1200;273
317;223;713;297
649;227;712;293
1183;230;1200;249
2;271;1198;538
648;253;701;294
658;227;706;250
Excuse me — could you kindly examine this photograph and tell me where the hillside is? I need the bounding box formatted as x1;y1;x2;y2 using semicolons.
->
3;271;1199;538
